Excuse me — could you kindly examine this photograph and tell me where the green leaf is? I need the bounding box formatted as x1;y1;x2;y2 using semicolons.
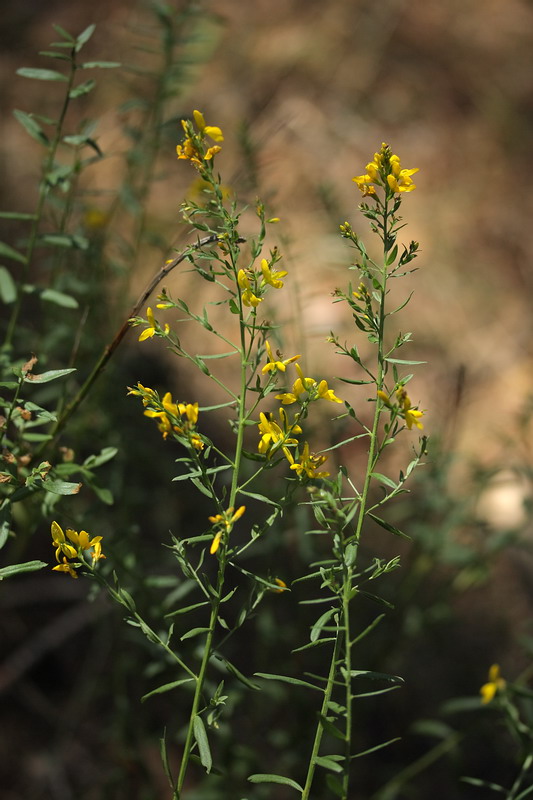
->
52;24;75;41
254;672;321;691
248;774;303;792
165;600;209;617
141;678;194;702
83;447;118;468
315;755;344;773
43;479;82;495
370;472;397;490
292;637;336;654
75;24;96;52
0;241;26;264
0;504;12;551
159;731;174;789
318;714;346;741
40;289;78;308
346;669;404;683
23;368;76;384
180;627;209;641
81;61;121;69
368;512;411;540
351;737;401;759
0;267;16;303
326;774;345;797
13;108;50;146
221;658;261;691
384;357;426;365
69;79;96;99
0;560;48;580
0;211;37;220
193;716;212;774
310;607;337;642
17;67;68;81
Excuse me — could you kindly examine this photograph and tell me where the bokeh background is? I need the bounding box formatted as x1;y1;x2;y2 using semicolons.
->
2;1;533;798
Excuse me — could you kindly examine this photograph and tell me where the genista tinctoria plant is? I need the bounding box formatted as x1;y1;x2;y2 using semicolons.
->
51;113;427;799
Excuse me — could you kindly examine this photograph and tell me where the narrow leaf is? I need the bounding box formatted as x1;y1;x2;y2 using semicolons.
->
221;658;261;690
368;512;411;540
254;672;321;691
315;756;344;773
75;24;96;51
81;61;121;69
193;716;212;773
248;774;303;792
17;67;68;82
351;736;401;759
40;289;79;308
0;241;26;264
0;267;17;303
141;678;194;702
24;368;76;384
13;109;49;145
180;627;209;641
0;560;48;580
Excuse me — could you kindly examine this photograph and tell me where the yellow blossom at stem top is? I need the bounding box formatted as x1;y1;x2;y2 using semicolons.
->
480;664;506;704
193;110;224;142
353;143;418;197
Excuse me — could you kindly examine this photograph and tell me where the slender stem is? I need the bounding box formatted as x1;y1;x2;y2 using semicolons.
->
301;632;343;800
4;50;77;348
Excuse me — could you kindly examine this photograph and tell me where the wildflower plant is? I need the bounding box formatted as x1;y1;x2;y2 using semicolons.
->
119;133;426;798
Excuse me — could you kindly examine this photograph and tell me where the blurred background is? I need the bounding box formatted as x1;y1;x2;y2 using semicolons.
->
1;0;533;798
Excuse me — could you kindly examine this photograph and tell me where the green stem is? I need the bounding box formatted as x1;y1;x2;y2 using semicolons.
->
4;51;77;348
301;632;343;800
175;224;250;796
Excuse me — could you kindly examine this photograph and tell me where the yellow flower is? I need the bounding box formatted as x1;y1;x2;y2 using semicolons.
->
317;380;343;404
396;387;424;430
353;144;418;196
238;269;262;307
276;365;342;405
52;557;78;579
261;259;287;289
287;442;329;479
262;340;300;374
480;664;506;704
273;578;287;593
50;521;104;574
51;521;77;561
193;110;224;142
66;528;104;558
210;531;223;555
208;506;246;555
377;390;392;407
257;409;301;457
138;307;170;341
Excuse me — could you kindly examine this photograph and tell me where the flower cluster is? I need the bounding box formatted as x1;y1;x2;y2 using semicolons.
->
257;408;302;458
207;505;246;554
353;143;418;197
176;109;223;169
378;386;424;430
275;363;343;406
51;520;105;578
129;384;203;448
237;256;287;308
